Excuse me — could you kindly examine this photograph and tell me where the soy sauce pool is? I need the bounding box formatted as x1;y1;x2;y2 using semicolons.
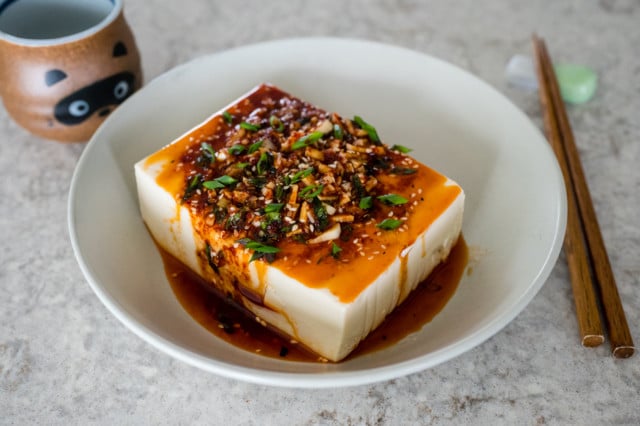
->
159;236;468;362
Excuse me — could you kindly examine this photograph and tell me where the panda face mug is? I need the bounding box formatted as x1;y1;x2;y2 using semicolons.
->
0;0;142;142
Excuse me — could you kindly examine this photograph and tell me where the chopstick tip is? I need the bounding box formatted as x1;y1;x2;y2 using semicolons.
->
612;345;635;359
582;335;605;348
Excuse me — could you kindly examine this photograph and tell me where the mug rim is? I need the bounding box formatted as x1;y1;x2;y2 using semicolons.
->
0;0;123;46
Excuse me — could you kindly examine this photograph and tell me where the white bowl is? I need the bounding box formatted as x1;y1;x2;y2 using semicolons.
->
68;38;566;388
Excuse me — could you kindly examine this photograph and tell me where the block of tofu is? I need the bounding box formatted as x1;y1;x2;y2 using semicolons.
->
135;84;464;362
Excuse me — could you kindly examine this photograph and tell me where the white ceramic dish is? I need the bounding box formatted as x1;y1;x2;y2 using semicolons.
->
68;38;567;388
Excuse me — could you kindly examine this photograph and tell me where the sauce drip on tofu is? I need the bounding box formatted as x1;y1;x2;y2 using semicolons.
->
160;236;468;362
144;84;462;303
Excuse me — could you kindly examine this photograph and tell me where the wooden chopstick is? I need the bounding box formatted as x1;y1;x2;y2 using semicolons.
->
532;35;604;348
532;34;635;358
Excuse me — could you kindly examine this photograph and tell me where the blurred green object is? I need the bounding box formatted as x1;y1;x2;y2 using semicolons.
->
554;64;598;104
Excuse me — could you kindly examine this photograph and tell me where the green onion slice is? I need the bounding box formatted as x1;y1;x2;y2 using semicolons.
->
353;116;380;143
228;144;245;155
377;194;408;205
377;218;403;230
299;184;324;199
269;115;284;132
290;167;314;184
292;131;324;150
203;175;237;189
331;242;342;259
248;140;263;154
238;238;281;253
201;142;216;161
240;121;260;132
391;144;412;153
359;196;373;210
333;124;344;140
222;111;233;124
264;203;284;213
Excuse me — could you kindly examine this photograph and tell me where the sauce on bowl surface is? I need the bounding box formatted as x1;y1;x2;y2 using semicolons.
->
158;236;468;363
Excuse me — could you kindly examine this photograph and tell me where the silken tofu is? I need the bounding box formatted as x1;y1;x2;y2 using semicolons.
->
135;84;464;361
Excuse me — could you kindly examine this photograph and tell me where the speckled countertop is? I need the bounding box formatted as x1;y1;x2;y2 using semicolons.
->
2;0;639;424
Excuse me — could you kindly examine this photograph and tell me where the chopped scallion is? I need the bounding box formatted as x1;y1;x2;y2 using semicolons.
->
331;242;342;259
256;151;271;175
290;167;314;184
359;196;373;209
377;218;403;230
353;115;380;143
240;121;260;132
333;124;343;140
203;175;237;189
292;131;324;150
248;140;263;154
269;115;284;132
377;194;408;205
238;238;281;253
390;167;417;175
228;144;245;155
264;203;284;213
222;111;233;124
391;144;412;153
299;184;324;199
200;142;216;162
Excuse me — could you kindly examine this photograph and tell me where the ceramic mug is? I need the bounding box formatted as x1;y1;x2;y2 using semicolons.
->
0;0;142;142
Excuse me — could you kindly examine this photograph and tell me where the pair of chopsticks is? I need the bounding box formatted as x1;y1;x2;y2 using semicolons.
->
532;35;634;358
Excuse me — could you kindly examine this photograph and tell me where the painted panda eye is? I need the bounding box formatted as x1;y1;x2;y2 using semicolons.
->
114;80;129;100
68;100;90;117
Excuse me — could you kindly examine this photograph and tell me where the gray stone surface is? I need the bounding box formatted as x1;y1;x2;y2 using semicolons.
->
1;0;639;424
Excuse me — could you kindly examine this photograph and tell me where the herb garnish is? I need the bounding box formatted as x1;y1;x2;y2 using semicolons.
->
248;140;263;154
377;194;408;206
391;144;412;153
203;175;237;189
333;124;343;140
292;131;324;150
264;203;284;213
238;238;281;263
222;111;233;124
256;151;272;175
228;144;245;155
269;115;284;132
390;167;417;175
240;121;260;132
289;167;314;184
359;196;373;210
377;218;403;230
353;116;380;144
182;173;201;201
331;242;342;259
205;242;219;273
200;142;216;163
312;198;329;231
300;184;324;199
